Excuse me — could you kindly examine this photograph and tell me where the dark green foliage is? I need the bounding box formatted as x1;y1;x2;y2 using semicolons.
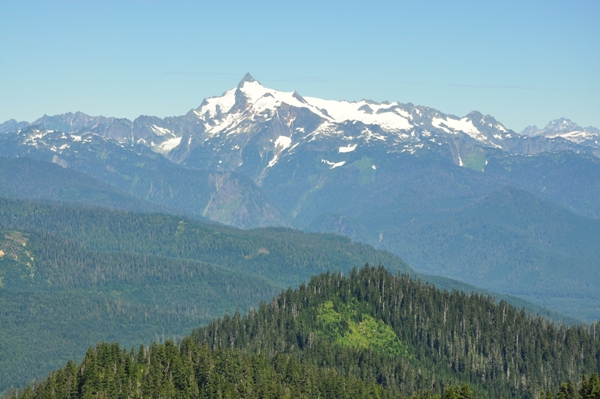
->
6;266;600;399
0;197;414;287
0;197;414;391
0;197;587;392
6;340;414;399
191;266;600;398
0;229;281;391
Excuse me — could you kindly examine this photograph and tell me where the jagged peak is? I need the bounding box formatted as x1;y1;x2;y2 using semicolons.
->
198;98;209;108
520;125;540;136
543;118;582;133
466;110;484;120
292;91;308;105
237;73;259;88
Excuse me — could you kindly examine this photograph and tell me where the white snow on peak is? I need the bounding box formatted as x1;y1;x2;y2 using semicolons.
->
196;88;237;119
151;125;174;137
250;90;317;115
432;116;484;141
195;81;331;137
192;76;420;139
188;76;524;152
305;97;412;131
238;80;271;104
339;144;357;153
542;130;594;144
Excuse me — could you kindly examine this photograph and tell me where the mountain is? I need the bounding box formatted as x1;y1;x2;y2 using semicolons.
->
521;118;600;151
2;74;600;320
4;75;598;174
0;119;28;134
0;129;287;228
9;266;600;398
0;157;179;214
0;198;573;391
362;186;600;321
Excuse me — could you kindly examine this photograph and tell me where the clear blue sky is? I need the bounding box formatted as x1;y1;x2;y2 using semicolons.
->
1;0;599;131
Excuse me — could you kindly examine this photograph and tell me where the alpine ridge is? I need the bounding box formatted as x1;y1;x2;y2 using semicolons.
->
2;74;600;322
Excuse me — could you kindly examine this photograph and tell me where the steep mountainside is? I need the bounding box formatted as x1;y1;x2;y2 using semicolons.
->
10;266;600;398
0;157;176;214
2;74;600;321
0;198;572;391
191;266;600;398
0;134;286;228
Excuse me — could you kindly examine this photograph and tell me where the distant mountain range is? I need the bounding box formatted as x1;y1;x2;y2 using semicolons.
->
2;74;600;321
3;73;599;161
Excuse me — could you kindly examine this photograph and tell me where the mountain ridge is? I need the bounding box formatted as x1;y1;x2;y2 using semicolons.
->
2;75;598;165
2;74;600;321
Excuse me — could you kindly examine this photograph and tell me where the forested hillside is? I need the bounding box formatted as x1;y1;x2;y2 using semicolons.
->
0;157;169;214
0;197;408;391
0;198;572;391
192;266;600;398
7;267;600;399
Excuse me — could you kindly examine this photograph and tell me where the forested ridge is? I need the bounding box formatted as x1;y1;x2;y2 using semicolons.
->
0;196;574;317
5;340;476;399
7;266;600;399
192;266;600;398
0;197;589;394
0;197;426;391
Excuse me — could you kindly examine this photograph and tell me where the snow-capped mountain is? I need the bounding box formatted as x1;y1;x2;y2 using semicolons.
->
3;74;600;321
521;118;600;148
3;73;598;177
169;73;519;175
2;73;600;224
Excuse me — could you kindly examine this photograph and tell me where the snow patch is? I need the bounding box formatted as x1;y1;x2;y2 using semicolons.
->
198;88;237;119
151;125;173;136
306;97;412;131
542;130;595;144
339;144;357;153
274;135;292;150
156;137;182;154
432;117;484;141
321;159;346;169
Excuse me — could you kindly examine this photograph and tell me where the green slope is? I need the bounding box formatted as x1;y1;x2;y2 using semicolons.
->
9;266;598;399
375;186;600;321
0;157;168;214
0;228;281;391
191;266;600;398
0;198;576;391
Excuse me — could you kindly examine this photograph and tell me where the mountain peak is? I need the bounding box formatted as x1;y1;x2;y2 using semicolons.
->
543;118;581;133
292;90;308;104
238;73;258;88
